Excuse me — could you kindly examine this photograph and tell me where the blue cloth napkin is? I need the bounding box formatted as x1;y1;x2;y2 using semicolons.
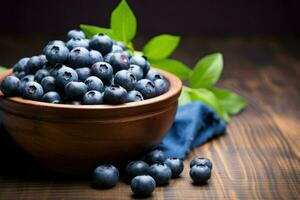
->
159;102;226;159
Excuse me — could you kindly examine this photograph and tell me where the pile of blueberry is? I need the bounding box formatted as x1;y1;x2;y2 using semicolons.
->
0;30;169;105
93;149;212;197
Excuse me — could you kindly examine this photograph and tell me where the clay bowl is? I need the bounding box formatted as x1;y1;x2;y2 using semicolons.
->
0;68;182;174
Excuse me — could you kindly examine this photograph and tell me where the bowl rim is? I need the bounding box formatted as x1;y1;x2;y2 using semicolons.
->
0;68;182;110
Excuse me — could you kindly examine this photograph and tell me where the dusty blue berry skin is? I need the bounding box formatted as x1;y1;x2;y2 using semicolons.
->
55;66;78;90
89;33;113;55
45;44;69;64
128;65;143;81
148;163;172;186
68;47;90;68
131;175;156;197
22;81;44;101
190;158;213;170
103;85;127;105
76;67;91;82
64;81;87;100
25;55;46;74
0;76;20;97
146;69;164;81
14;71;26;79
82;90;104;105
104;52;114;63
154;79;169;95
92;165;119;188
41;76;56;92
111;44;123;53
67;29;86;39
91;62;113;85
126;160;150;180
43;40;65;55
114;70;136;91
145;150;165;165
19;75;35;92
122;51;132;59
164;158;184;178
13;57;30;73
135;79;157;99
129;56;150;74
89;50;103;66
66;38;89;50
84;76;104;92
115;41;126;50
41;91;61;103
34;69;50;83
109;52;130;73
190;164;211;184
126;90;144;103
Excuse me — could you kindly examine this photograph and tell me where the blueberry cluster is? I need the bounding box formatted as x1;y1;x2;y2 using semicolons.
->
0;30;169;105
92;149;212;197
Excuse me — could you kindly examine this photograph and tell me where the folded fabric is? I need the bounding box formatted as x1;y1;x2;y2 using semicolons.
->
159;102;226;159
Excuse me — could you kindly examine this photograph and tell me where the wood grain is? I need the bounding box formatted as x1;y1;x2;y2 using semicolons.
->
0;36;299;199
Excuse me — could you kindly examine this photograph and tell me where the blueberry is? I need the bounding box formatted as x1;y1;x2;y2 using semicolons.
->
82;90;103;105
45;44;69;64
55;66;78;90
89;33;113;55
49;63;65;77
104;52;114;63
66;38;89;50
131;175;156;197
135;79;157;99
145;150;165;164
190;158;213;170
84;76;104;92
129;56;150;74
154;79;169;95
76;67;91;82
92;164;119;188
68;47;90;68
0;76;20;96
34;69;50;83
64;81;87;100
128;65;143;81
22;81;44;101
41;76;56;92
146;69;164;81
91;62;113;85
43;40;65;54
115;41;126;50
122;51;132;59
114;70;136;91
19;75;35;92
164;158;184;178
67;29;86;39
190;164;211;184
103;85;127;104
111;44;123;53
13;57;29;72
14;71;26;79
126;90;144;102
148;163;172;186
126;160;149;180
109;52;130;73
41;91;61;103
89;50;103;66
25;55;46;74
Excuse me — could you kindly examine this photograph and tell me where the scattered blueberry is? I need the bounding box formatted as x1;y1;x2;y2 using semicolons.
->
92;165;119;188
41;76;56;92
41;91;61;103
68;47;90;68
189;164;211;184
131;175;156;197
146;69;164;81
82;90;104;105
64;81;87;100
128;65;143;81
135;79;157;99
145;150;165;165
91;62;113;85
148;163;172;186
190;158;213;170
76;67;91;82
164;158;184;178
55;66;78;90
114;70;136;91
103;85;127;104
89;33;113;55
0;76;20;96
109;52;130;73
22;81;44;101
129;56;150;74
66;38;89;50
154;79;169;95
67;29;86;39
34;69;50;83
126;160;149;180
89;50;103;66
126;90;144;102
84;76;104;92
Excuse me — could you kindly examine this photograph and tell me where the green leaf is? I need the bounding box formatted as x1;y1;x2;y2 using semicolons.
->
210;87;247;115
150;59;191;80
0;66;7;72
143;34;180;60
189;53;223;88
178;87;192;105
80;24;116;39
111;0;137;44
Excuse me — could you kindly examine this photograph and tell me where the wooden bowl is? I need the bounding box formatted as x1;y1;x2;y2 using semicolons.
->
0;69;182;174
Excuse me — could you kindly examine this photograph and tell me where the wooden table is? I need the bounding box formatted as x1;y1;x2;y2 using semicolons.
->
0;36;299;199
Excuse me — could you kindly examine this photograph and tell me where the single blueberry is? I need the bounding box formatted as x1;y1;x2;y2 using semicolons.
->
67;29;86;39
45;44;69;64
64;81;87;100
103;85;127;104
128;65;143;81
76;67;91;82
111;44;123;53
131;175;156;197
129;56;150;74
122;51;132;60
104;52;114;63
190;158;213;170
41;76;56;92
89;33;113;55
34;69;50;83
164;158;184;178
55;66;78;90
146;69;164;81
14;71;26;79
135;79;157;99
91;62;113;85
22;81;44;101
126;160;149;180
13;57;29;72
25;55;46;74
89;50;103;66
82;90;104;105
109;52;130;73
115;41;126;50
19;75;35;93
84;76;104;92
148;163;172;186
0;76;20;96
68;47;90;68
126;90;144;103
92;164;119;188
114;70;136;91
41;91;62;103
145;150;165;165
43;40;65;54
66;38;89;50
49;63;65;77
190;164;211;184
154;79;169;95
